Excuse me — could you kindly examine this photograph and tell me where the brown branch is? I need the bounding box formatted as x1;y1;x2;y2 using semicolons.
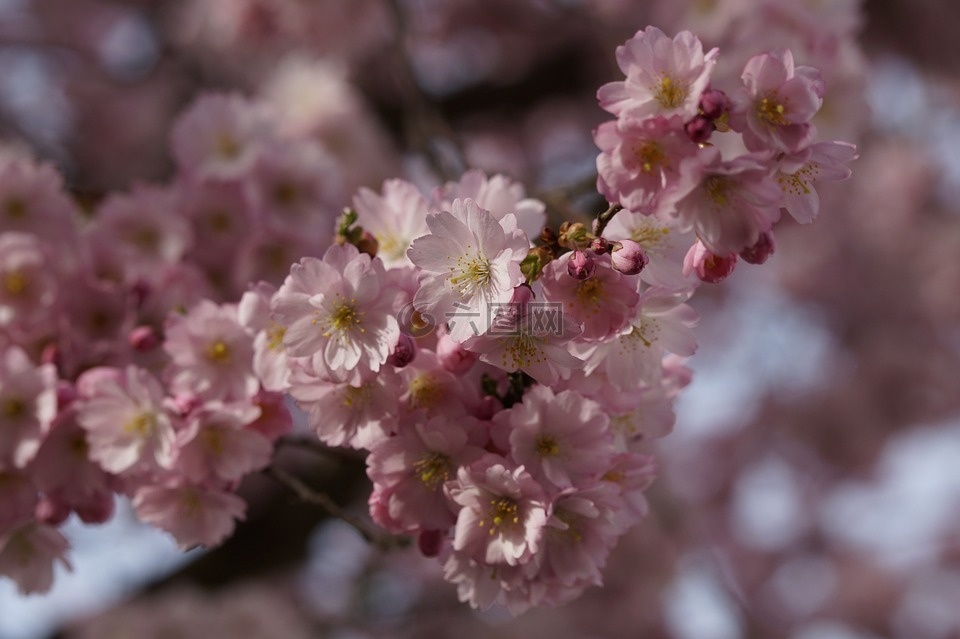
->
592;201;623;238
265;466;407;552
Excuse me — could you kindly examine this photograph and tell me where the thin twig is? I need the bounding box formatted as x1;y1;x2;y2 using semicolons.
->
265;466;405;551
276;436;366;462
592;202;623;238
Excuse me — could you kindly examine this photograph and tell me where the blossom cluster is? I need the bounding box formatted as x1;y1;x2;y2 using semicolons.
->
0;25;856;614
595;26;858;283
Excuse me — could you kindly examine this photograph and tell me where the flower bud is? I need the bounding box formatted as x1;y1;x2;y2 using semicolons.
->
567;250;596;280
129;325;160;352
699;88;730;121
558;221;589;249
610;240;649;275
590;236;609;255
387;333;417;368
355;230;379;258
437;332;477;375
684;241;737;283
739;230;776;265
75;491;116;525
35;497;71;526
685;116;713;144
57;381;77;409
418;529;444;557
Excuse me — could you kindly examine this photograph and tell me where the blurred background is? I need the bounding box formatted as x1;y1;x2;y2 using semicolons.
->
2;0;960;637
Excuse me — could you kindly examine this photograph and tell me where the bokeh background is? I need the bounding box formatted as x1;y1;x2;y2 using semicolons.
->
2;0;960;637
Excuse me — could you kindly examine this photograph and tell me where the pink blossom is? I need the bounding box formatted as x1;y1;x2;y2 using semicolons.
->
0;346;57;468
173;402;272;483
366;414;485;532
597;27;719;121
287;365;400;449
133;480;247;550
462;294;584;386
238;283;290;392
573;287;698;389
433;170;546;242
0;233;60;332
442;551;530;613
776;140;858;223
672;147;783;256
170;93;271;179
0;523;71;594
353;178;431;269
604;209;695;289
0;159;79;249
87;184;193;275
249;140;340;236
408;198;529;342
180;178;256;263
730;48;824;153
271;243;400;379
28;407;112;512
449;455;549;567
164;300;259;401
594;116;697;215
496;385;615;492
541;255;640;342
76;365;177;475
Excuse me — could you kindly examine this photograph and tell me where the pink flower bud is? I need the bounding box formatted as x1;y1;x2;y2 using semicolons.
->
56;381;77;409
685;116;713;144
590;236;609;255
567;250;596;280
685;241;737;283
610;240;649;275
75;491;116;525
699;88;730;121
437;332;477;375
418;529;444;557
739;230;776;265
35;497;71;526
129;325;160;352
387;333;417;368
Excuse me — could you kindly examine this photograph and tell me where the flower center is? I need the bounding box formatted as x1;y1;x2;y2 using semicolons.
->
654;75;687;109
757;93;790;126
479;497;520;534
376;234;406;262
215;132;241;159
449;250;492;298
4;271;28;296
205;340;231;364
272;182;300;207
499;332;545;370
631;141;666;175
574;277;605;315
4;198;26;219
2;397;25;418
408;373;443;410
412;451;452;490
704;175;732;207
201;427;225;455
341;383;372;408
124;412;157;438
317;295;365;342
267;323;286;351
630;221;671;252
535;434;561;458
